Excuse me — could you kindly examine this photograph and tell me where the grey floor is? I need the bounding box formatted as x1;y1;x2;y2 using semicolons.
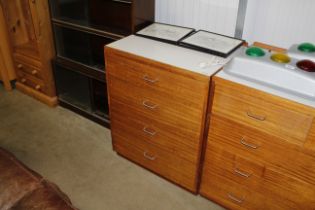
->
0;84;224;210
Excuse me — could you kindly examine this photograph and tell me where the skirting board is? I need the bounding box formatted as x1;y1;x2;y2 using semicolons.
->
16;82;58;107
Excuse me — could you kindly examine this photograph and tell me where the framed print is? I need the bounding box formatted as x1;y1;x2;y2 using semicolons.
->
136;22;195;44
179;30;244;57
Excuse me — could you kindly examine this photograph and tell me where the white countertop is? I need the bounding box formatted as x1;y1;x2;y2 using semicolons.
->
107;36;315;108
217;70;315;108
107;35;234;76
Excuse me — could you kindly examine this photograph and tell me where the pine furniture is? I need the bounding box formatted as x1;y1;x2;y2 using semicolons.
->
0;3;16;91
1;0;57;106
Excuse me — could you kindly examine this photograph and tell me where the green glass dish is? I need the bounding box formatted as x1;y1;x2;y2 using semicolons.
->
298;43;315;53
270;53;291;64
246;47;266;57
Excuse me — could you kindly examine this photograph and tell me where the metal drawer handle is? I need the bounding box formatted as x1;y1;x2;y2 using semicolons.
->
227;193;244;204
143;127;156;136
240;137;259;149
17;64;23;69
246;111;266;121
143;75;158;83
21;78;26;83
234;168;252;178
142;100;158;109
112;0;132;4
143;151;156;161
31;70;38;75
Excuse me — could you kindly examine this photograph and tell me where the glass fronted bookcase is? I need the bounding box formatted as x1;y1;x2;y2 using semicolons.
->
49;0;155;127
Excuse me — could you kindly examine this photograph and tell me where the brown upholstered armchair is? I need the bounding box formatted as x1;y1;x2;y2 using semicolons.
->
0;147;78;210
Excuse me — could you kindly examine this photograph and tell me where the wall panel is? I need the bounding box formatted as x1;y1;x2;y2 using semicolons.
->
155;0;240;37
243;0;315;48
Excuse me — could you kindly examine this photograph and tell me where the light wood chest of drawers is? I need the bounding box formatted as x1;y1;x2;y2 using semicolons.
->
200;77;315;209
105;47;211;192
1;0;57;106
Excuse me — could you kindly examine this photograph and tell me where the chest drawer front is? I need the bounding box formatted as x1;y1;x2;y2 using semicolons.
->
13;53;41;68
106;54;209;105
111;99;201;163
113;133;198;192
202;144;315;209
202;172;302;210
108;77;206;132
200;171;293;210
17;71;46;94
262;166;315;209
208;114;315;185
212;86;313;145
203;144;264;188
14;58;43;80
108;68;206;110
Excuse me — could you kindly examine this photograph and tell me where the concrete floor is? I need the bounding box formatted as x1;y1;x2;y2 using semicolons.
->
0;85;224;210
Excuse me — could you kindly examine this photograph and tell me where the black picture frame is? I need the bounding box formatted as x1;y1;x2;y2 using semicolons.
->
135;22;195;45
179;30;245;58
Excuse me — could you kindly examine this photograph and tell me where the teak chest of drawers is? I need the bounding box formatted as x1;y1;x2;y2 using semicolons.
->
200;76;315;209
105;47;212;193
105;35;315;209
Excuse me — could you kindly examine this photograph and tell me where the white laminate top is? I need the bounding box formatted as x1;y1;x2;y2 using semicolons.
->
107;35;236;76
217;70;315;108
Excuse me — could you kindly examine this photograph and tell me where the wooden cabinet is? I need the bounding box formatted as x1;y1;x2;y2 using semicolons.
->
2;0;38;58
49;0;154;126
106;47;211;193
0;3;16;90
49;0;155;36
1;0;56;106
200;77;315;209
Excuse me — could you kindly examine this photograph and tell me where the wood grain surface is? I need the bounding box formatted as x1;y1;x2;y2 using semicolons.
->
106;47;211;192
1;0;56;105
200;76;315;209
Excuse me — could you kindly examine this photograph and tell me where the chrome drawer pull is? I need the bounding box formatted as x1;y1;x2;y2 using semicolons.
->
143;151;156;161
240;137;259;149
112;0;132;4
142;100;158;109
246;111;266;121
143;127;157;136
227;193;244;204
143;75;158;83
234;168;252;178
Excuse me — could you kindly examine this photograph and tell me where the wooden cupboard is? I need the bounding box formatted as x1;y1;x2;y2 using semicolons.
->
0;0;56;106
200;76;315;209
106;47;211;193
0;3;15;90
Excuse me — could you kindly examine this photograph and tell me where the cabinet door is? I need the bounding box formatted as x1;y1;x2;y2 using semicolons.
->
49;0;132;35
1;0;39;58
88;0;132;34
